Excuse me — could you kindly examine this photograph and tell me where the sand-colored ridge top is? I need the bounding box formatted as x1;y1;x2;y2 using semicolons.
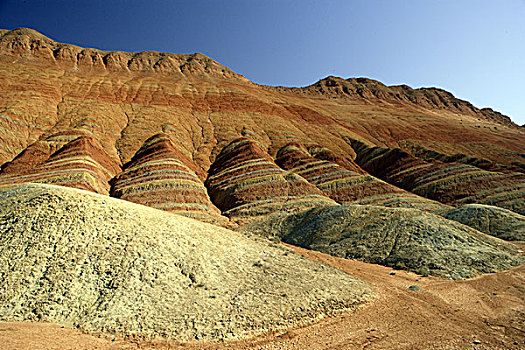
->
0;27;246;81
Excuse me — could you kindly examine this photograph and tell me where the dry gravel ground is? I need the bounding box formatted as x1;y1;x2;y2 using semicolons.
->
1;246;524;349
0;183;371;342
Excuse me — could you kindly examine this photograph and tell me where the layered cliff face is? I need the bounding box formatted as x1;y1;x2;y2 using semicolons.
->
205;138;336;224
0;27;523;226
111;133;227;224
1;28;524;170
0;135;121;194
275;143;448;211
351;141;525;215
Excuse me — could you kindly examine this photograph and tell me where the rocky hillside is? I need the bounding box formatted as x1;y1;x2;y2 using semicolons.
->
0;27;524;343
0;183;372;341
351;140;525;215
0;28;523;224
243;205;522;279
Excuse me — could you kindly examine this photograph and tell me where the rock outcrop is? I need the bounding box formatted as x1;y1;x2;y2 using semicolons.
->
1;27;524;176
205;138;337;223
351;140;525;215
403;144;525;174
295;76;519;129
275;143;448;211
111;133;227;224
0;135;121;194
0;28;244;79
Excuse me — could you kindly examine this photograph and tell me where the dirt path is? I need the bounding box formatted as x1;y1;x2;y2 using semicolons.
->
1;245;524;349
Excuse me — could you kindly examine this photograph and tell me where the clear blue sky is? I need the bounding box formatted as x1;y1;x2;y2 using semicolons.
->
1;0;524;125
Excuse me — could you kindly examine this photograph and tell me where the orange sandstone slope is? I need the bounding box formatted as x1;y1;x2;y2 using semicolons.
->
1;28;523;172
0;28;524;223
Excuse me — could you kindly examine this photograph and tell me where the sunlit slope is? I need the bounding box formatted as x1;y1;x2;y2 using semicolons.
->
0;183;371;341
1;28;523;176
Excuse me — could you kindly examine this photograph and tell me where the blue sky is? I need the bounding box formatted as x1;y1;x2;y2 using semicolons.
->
1;0;524;125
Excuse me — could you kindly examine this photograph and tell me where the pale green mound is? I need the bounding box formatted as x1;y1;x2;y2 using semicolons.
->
0;183;372;341
243;205;523;279
438;204;525;242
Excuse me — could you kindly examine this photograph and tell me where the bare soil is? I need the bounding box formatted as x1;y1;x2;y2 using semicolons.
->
2;244;523;350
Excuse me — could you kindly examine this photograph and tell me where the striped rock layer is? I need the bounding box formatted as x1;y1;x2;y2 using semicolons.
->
351;140;525;215
205;138;337;223
0;135;121;194
307;145;366;174
405;145;525;174
275;143;448;211
110;133;227;225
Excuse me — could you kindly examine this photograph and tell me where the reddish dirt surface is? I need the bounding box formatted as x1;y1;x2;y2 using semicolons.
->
2;245;523;350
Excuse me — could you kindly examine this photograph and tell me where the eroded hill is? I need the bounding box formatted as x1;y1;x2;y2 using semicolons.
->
1;28;523;226
0;27;524;345
0;183;372;341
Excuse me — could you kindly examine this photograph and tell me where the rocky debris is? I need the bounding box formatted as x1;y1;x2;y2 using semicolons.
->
351;140;525;215
111;133;227;225
275;142;448;211
0;183;372;341
205;138;337;224
242;205;523;279
437;204;525;241
0;136;121;194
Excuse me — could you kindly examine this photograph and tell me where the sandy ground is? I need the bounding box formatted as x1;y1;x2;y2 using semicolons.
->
1;244;524;350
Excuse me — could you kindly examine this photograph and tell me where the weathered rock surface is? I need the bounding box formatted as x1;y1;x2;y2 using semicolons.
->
111;133;227;224
0;135;121;194
403;144;525;174
0;26;524;345
276;143;448;211
351;140;525;215
0;183;372;341
1;28;524;177
1;28;524;223
437;204;525;241
205;138;336;223
243;205;523;279
293;76;520;129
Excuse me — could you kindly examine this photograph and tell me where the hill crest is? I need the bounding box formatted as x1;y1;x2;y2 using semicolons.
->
1;27;518;129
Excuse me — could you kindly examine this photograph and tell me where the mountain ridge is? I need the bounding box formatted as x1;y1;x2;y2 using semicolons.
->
270;76;518;128
0;27;523;227
1;27;518;128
